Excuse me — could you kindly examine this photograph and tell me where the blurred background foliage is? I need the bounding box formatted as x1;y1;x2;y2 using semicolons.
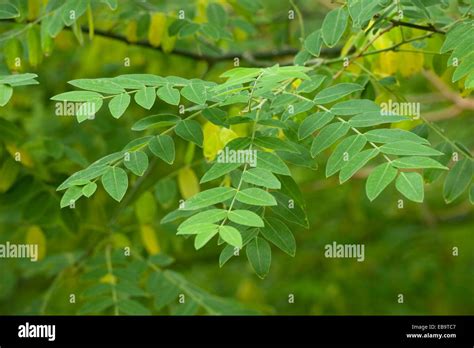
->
0;0;473;315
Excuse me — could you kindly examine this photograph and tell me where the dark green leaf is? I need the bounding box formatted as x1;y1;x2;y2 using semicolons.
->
298;112;335;140
149;135;175;164
443;158;473;203
175;120;203;147
261;217;296;256
339;149;379;183
131;114;180;131
246;237;272;279
311;121;350;157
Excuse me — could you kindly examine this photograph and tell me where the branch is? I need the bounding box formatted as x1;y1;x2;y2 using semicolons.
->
1;19;342;66
390;20;446;34
421;70;474;110
85;27;343;65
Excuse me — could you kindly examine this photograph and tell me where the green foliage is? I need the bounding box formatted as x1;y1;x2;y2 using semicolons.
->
51;52;472;277
0;73;38;106
0;0;472;315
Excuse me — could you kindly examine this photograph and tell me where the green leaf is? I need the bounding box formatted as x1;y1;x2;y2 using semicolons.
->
180;81;207;105
314;83;363;104
241;168;281;189
178;223;219;235
424;142;452;183
175;120;203;147
219;225;243;248
391;156;448;170
0;84;13;107
78;297;113;314
452;52;474;82
348;112;410;127
51;91;103;102
348;0;383;28
0;73;38;86
298;112;335;140
108;93;131;119
311;121;350;157
254;136;298;153
134;87;156;110
69;78;125;94
257;151;291;176
148;272;180;310
246;237;271;279
228;210;264;227
271;191;308;228
161;209;194;224
101;167;128;202
219;229;259;267
440;23;471;53
119;299;152;315
178;209;227;230
124;151;149;176
82;182;97;198
149;135;175;164
201;162;241;183
339;149;379;183
261;217;296;256
395;172;424;203
76;99;103;123
123;136;153;151
47;10;65;37
365;163;398;201
331;99;380;115
470;184;474;204
157;84;180;105
60;186;83;208
364;129;430;144
179;22;200;38
207;3;227;27
57;165;108;190
321;7;349;47
194;228;219;249
326;134;367;177
278;175;305;208
202;108;227;126
443;158;473;203
183;187;235;210
380;141;444;156
131;114;180;131
235;188;277;206
304;30;322;57
0;3;20;19
297;74;326;93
